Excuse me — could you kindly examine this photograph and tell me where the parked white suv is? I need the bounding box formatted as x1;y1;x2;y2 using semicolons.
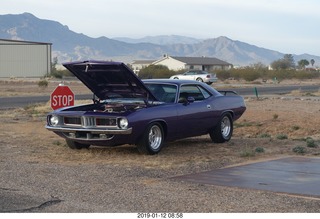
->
170;70;218;85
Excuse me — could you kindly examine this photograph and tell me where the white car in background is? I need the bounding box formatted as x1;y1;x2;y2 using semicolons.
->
170;70;218;85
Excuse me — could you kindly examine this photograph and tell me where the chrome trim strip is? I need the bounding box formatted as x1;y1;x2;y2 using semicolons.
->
45;125;132;134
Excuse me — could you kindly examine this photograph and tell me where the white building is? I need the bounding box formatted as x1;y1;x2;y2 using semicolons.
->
154;55;233;71
131;55;233;74
0;39;52;78
131;60;156;74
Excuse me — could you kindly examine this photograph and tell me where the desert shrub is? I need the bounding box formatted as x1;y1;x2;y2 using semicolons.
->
234;120;254;128
276;134;288;140
292;146;306;154
259;133;271;138
306;138;317;148
138;65;176;79
52;140;61;146
50;69;73;79
216;67;320;82
255;147;265;153
240;147;255;157
273;114;279;120
241;69;261;81
291;125;300;131
293;70;319;80
38;79;48;88
216;70;231;81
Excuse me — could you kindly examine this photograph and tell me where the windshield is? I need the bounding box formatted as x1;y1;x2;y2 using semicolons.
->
145;83;177;103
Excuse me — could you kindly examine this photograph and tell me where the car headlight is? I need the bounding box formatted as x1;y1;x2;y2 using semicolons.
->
118;118;128;129
50;115;59;126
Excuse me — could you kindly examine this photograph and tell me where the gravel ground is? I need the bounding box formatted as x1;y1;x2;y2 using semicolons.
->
2;151;320;213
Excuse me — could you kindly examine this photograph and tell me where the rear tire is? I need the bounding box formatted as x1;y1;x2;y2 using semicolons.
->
137;122;164;155
66;139;90;150
210;113;233;143
196;77;203;82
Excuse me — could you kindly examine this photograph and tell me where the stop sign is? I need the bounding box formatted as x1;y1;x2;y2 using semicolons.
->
50;84;75;110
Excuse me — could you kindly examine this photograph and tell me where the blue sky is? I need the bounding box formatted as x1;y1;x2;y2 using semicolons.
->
1;0;320;56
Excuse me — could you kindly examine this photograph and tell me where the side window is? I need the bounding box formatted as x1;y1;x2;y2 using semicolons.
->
179;85;207;102
145;84;177;103
185;71;194;75
198;86;212;99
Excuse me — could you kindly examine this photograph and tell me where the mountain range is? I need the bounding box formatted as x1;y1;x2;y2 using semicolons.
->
1;12;319;67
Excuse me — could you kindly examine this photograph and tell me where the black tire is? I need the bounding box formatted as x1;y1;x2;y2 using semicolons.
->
196;77;203;82
66;139;90;150
137;122;164;155
173;77;179;79
210;113;233;143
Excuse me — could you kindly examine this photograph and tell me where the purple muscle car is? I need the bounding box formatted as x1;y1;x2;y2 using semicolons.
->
46;60;246;154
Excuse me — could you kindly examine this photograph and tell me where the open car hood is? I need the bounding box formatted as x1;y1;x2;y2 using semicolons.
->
63;60;157;101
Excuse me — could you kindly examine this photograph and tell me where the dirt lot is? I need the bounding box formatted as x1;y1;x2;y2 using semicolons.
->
1;79;320;212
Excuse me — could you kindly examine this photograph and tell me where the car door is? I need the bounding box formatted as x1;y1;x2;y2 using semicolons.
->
175;84;215;138
182;71;196;80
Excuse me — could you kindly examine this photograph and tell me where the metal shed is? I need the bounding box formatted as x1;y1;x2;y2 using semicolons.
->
0;39;52;78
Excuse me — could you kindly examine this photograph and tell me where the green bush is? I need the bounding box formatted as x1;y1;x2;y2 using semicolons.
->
276;134;288;140
291;125;300;131
255;147;265;153
138;65;176;79
259;133;271;138
241;69;261;81
38;79;48;88
292;146;306;154
50;69;73;79
240;147;255;157
216;70;231;81
306;138;317;148
216;67;320;82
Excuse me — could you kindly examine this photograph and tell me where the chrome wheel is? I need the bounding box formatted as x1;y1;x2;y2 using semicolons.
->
221;116;231;138
210;113;233;143
137;122;164;155
148;125;162;150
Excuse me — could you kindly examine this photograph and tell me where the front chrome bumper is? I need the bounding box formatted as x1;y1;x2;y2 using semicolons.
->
45;125;132;135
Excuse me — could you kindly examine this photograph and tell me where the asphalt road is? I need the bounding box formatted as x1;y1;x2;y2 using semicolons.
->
0;84;319;109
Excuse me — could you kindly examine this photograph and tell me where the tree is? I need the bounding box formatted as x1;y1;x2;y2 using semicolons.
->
310;59;315;66
298;59;310;69
283;54;295;69
271;54;295;70
51;57;59;77
271;59;288;70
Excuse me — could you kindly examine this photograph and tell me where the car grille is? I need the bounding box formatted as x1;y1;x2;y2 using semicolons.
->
63;116;117;128
64;117;82;126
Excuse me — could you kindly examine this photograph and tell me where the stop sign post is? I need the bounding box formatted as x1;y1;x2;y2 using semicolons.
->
50;84;75;110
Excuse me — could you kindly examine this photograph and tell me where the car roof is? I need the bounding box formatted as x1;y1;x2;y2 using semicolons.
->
143;78;201;85
142;79;222;96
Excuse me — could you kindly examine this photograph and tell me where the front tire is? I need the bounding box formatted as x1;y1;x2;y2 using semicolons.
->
137;122;164;155
66;139;90;150
196;77;203;82
210;113;233;143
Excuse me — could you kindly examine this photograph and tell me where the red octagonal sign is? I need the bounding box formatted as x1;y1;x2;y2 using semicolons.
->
50;84;75;110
